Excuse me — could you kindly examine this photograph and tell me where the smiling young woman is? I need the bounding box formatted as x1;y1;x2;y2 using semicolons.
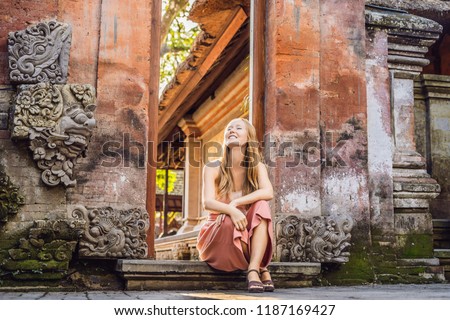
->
196;118;275;293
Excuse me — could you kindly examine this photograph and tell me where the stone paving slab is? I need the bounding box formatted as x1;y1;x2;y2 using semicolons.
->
0;284;450;300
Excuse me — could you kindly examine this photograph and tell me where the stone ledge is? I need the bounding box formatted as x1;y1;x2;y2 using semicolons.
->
116;260;321;290
154;231;199;260
397;258;440;266
154;230;199;245
434;249;450;259
433;219;450;229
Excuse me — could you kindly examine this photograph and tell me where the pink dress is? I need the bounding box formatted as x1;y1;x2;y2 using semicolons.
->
197;200;273;272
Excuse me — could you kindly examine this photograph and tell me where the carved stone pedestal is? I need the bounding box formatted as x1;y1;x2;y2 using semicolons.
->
0;219;84;281
367;7;442;261
275;214;354;263
418;75;450;219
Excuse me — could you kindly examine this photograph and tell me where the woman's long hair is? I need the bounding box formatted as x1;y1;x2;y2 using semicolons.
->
215;118;263;200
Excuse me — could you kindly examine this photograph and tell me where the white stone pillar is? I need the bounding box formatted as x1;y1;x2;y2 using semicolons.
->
177;116;203;233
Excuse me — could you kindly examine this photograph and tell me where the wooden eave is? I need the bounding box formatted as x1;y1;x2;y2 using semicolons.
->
158;6;249;142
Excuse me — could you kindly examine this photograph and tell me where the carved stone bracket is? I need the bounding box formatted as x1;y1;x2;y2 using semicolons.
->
276;214;354;263
8;21;72;84
365;7;442;75
72;206;150;259
366;7;442;224
0;219;84;280
11;83;96;187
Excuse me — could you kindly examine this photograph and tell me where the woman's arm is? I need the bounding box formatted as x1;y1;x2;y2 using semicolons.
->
230;162;273;207
202;162;248;231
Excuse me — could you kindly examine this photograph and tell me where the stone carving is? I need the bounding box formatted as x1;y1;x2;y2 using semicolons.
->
11;83;96;187
8;21;71;84
72;206;150;259
0;219;84;280
7;21;96;187
0;164;25;222
276;214;354;263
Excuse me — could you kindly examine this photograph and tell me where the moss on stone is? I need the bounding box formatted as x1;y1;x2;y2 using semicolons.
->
12;272;66;280
320;244;375;285
2;259;68;271
396;234;434;258
374;266;427;275
0;240;17;250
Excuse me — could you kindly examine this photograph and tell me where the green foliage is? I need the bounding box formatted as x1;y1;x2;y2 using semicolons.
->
156;169;177;193
160;0;200;93
0;164;25;222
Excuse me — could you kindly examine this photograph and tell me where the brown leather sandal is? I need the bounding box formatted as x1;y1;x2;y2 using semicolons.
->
247;269;264;293
260;269;275;292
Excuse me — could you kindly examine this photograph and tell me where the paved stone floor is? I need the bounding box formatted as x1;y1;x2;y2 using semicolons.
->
0;283;449;300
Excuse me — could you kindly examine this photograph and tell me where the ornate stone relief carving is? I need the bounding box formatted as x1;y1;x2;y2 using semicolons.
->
0;219;84;280
8;20;96;188
72;206;150;259
276;214;354;263
11;83;96;187
8;21;71;84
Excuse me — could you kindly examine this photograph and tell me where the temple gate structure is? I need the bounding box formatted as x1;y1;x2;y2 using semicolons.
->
0;0;449;290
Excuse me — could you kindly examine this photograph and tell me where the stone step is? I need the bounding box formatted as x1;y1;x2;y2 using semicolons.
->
433;219;450;229
116;260;321;290
432;219;450;250
434;249;450;259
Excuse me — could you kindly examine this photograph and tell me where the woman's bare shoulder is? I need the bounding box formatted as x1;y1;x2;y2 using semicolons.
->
257;161;268;171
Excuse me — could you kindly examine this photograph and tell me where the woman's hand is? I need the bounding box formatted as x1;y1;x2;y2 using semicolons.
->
229;206;247;231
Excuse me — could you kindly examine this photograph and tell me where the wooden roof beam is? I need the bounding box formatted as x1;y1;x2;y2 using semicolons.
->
158;7;248;142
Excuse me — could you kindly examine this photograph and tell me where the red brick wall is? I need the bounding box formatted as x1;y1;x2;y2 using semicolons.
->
439;34;450;75
424;33;450;76
0;0;153;233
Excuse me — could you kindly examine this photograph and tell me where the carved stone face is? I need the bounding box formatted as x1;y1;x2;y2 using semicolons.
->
12;83;97;187
55;103;96;158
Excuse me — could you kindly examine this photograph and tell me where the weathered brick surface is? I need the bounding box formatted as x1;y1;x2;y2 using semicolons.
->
265;0;321;218
58;0;101;86
0;86;13;130
440;35;450;75
66;0;151;209
0;114;8;130
265;1;376;284
365;30;395;236
318;2;373;284
266;0;370;226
